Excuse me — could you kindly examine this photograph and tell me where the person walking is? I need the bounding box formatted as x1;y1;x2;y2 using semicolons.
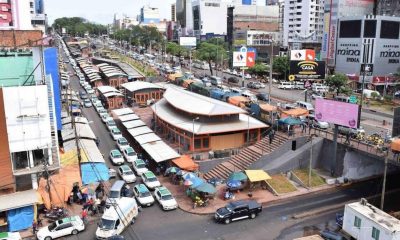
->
269;129;275;144
32;220;37;234
81;208;88;224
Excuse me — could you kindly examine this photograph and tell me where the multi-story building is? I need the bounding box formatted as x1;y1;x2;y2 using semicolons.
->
171;3;176;22
376;0;400;17
113;15;139;30
0;0;46;33
176;0;194;36
321;0;374;66
140;5;160;24
192;0;229;38
283;0;325;49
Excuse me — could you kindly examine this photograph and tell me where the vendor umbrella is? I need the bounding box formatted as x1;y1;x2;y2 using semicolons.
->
226;179;241;188
278;117;303;125
183;179;193;186
176;170;186;176
228;171;248;182
191;177;204;188
183;172;197;180
195;182;217;194
165;167;180;175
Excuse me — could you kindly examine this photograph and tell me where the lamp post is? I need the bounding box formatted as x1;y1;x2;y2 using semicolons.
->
360;42;372;108
192;117;199;152
308;133;317;188
268;40;274;104
384;73;393;97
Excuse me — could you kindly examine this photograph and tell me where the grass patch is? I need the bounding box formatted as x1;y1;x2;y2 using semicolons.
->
111;52;158;77
293;169;325;188
266;174;297;194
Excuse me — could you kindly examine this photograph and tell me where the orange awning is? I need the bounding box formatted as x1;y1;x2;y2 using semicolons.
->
228;96;250;107
172;155;199;171
391;139;400;152
280;108;309;118
259;104;277;112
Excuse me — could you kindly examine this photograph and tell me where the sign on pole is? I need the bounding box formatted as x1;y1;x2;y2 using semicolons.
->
233;52;246;67
246;52;255;67
349;95;357;104
179;37;197;47
360;64;373;76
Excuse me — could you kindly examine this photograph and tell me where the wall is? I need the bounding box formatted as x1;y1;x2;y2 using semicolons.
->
210;133;244;150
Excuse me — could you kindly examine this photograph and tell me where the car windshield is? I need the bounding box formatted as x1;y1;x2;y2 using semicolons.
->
100;218;115;230
125;170;134;175
48;222;57;231
136;163;145;169
109;190;120;198
113;152;122;158
140;191;151;197
119;140;128;146
108;121;116;126
147;177;157;182
161;194;173;200
127;151;136;156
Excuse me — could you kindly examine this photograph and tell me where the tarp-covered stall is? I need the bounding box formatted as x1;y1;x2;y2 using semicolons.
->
172;155;199;171
245;170;272;182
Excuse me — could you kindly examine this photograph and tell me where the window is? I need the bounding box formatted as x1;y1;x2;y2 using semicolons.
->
203;138;209;148
12;151;29;170
380;21;400;39
194;139;201;149
372;227;380;240
33;149;46;167
364;20;377;38
339;20;362;38
353;216;361;229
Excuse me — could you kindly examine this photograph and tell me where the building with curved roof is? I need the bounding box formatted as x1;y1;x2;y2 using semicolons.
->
122;81;165;106
97;86;124;109
152;87;268;152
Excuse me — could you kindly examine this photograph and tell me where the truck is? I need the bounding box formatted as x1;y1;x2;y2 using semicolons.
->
214;200;262;224
96;197;138;239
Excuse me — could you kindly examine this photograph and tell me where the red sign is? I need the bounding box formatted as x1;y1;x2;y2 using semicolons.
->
246;52;255;67
305;50;315;61
0;2;12;26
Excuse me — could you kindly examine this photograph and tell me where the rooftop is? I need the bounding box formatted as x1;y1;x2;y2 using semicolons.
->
163;87;246;116
122;81;164;93
0;54;34;87
348;200;400;233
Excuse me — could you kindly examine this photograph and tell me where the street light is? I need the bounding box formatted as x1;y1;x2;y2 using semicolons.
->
360;42;372;108
192;117;199;152
247;113;255;146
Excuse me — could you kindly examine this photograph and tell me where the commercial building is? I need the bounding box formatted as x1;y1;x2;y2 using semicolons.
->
171;3;176;22
321;0;374;66
282;0;324;48
176;0;194;36
233;5;280;33
152;87;267;153
97;86;124;110
113;15;139;30
97;63;128;89
0;0;46;33
122;81;165;106
342;199;400;240
140;6;160;24
335;15;400;89
376;0;400;17
192;0;229;38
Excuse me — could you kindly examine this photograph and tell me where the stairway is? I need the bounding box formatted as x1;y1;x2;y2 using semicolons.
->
204;133;289;180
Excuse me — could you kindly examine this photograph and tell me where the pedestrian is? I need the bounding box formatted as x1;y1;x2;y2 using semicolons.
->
301;123;306;133
345;132;351;145
32;220;37;234
81;208;88;223
309;122;313;134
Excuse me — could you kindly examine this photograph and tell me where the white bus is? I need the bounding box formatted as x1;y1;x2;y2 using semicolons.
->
193;60;210;70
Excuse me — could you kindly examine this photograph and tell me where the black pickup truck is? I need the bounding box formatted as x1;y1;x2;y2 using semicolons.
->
214;200;262;224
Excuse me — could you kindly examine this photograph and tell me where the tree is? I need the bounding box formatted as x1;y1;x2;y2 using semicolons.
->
272;56;289;80
325;73;349;96
166;42;187;64
196;42;226;75
248;63;268;76
52;17;107;36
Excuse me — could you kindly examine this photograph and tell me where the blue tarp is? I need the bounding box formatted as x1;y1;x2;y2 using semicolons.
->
81;163;110;185
7;206;34;232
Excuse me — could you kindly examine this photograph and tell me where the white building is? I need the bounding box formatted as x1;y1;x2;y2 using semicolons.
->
0;0;46;33
140;5;160;24
114;16;139;30
343;199;400;240
176;0;195;36
283;0;324;48
192;0;229;37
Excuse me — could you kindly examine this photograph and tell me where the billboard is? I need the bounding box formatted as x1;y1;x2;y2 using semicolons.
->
233;52;246;67
290;50;316;61
315;99;360;128
0;0;13;27
246;52;255;67
289;60;326;81
179;37;196;47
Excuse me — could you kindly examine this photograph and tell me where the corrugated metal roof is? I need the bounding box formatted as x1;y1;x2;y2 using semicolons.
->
141;141;180;163
111;108;134;117
163;87;246;116
0;189;39;211
103;92;123;98
97;85;119;94
122;120;146;129
79;139;105;163
61;123;96;141
122;81;164;93
134;133;161;145
127;126;153;137
119;114;139;122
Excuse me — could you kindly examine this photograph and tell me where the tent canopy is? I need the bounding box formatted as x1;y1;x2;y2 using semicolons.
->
245;170;271;182
259;104;277;112
280;108;308;118
172;155;199;171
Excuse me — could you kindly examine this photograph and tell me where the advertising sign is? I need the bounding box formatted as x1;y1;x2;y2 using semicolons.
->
233;52;246;67
179;37;197;47
315;98;360;128
290;50;315;61
360;64;373;76
289;60;326;80
246;52;255;67
0;1;13;27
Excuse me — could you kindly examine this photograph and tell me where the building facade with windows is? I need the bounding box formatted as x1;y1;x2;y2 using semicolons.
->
376;0;400;17
192;0;229;38
283;0;325;48
140;6;160;24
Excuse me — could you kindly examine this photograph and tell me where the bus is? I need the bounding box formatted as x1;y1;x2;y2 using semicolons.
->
193;60;210;70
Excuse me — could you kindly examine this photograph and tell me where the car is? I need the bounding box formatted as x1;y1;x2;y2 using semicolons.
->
311;92;324;100
256;93;269;102
154;186;178;210
109;149;124;165
36;216;85;240
215;200;262;224
79;91;88;99
227;77;239;84
244;73;252;79
94;102;104;112
122;147;138;163
98;108;107;115
118;165;136;183
108;168;117;178
87;89;95;95
106;119;117;131
247;82;260;89
133;184;155;207
79;79;85;85
131;159;148;175
142;171;161;190
101;113;111;123
110;128;123;141
91;96;99;104
312;119;330;129
116;137;130;151
83;99;92;108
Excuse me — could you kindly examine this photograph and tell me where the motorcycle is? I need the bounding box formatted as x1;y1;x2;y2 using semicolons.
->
43;207;67;221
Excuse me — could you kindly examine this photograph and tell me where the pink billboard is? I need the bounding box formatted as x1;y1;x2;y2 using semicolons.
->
315;99;360;128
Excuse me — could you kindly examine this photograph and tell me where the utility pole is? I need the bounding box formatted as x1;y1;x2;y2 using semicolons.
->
309;135;313;187
43;154;53;205
268;40;274;104
68;83;82;177
380;151;389;210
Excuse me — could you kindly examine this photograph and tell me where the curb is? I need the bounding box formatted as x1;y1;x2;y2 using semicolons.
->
178;205;214;216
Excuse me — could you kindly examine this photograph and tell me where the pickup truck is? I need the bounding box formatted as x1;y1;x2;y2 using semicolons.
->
214;200;262;224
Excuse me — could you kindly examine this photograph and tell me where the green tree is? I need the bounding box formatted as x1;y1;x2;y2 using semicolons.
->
196;42;227;75
272;56;289;80
248;63;268;76
325;73;349;96
166;42;187;64
53;17;107;36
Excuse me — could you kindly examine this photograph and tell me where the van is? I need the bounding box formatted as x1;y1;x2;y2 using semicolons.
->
210;76;222;86
294;81;305;90
295;101;314;112
312;84;328;93
362;89;382;99
334;95;350;103
106;181;128;206
278;82;295;90
241;91;258;102
96;198;138;239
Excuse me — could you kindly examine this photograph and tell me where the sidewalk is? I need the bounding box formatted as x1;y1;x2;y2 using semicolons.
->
159;175;333;215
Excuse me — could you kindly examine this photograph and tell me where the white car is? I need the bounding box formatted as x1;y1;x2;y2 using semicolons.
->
100;113;111;123
110;128;123;141
313;119;330;129
142;171;161;190
118;165;136;183
98;108;107;116
244;73;252;79
83;99;92;108
36;216;85;240
154;186;178;211
87;89;95;95
106;119;117;132
122;147;138;163
117;137;130;151
133;184;155;207
109;149;124;165
132;159;148;175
